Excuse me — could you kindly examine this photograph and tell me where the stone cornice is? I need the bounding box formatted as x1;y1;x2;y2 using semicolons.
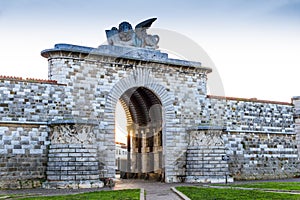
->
41;43;212;73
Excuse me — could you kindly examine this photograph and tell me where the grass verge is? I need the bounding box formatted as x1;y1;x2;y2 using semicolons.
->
176;186;300;200
17;189;140;200
217;182;300;191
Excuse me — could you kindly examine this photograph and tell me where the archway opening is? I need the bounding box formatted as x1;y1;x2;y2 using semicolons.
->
115;87;163;181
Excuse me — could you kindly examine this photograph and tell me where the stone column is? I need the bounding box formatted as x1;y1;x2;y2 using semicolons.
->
141;128;148;174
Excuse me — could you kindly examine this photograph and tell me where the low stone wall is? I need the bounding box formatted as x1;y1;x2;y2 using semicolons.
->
0;123;49;189
186;128;300;182
225;131;300;180
0;78;66;189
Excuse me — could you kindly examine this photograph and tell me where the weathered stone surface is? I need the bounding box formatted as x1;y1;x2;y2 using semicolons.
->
42;143;102;189
0;29;300;189
106;18;159;49
186;128;232;183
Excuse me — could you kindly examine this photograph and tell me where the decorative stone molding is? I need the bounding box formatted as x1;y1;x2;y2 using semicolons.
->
189;130;224;146
50;124;96;144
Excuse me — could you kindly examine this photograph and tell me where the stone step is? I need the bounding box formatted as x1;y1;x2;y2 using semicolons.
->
48;153;98;158
47;174;100;181
49;148;97;154
47;162;100;171
186;167;228;172
185;172;227;176
42;180;104;189
48;157;98;162
47;161;99;167
186;165;229;169
46;172;101;176
49;144;97;149
186;160;227;164
186;157;224;161
187;146;225;150
185;176;234;183
47;166;99;171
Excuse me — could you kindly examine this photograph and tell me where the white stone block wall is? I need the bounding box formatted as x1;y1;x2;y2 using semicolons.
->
1;44;299;188
0;79;69;188
0;79;71;123
194;96;299;180
45;48;209;181
292;97;300;160
224;132;299;180
0;124;49;189
203;96;294;134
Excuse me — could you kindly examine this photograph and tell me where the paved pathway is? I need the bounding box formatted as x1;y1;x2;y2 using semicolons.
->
114;179;188;200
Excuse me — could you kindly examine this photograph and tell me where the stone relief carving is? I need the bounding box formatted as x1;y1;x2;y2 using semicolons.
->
106;18;159;49
50;124;95;144
189;130;224;146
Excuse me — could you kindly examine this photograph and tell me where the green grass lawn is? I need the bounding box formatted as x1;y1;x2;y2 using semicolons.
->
176;186;300;200
221;182;300;191
17;189;140;200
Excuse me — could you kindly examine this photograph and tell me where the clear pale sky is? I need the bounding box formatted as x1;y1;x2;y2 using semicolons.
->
0;0;300;102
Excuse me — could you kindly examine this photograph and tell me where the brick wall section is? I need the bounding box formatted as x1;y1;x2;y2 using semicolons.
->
197;96;299;180
0;124;49;189
0;78;69;122
0;79;68;189
203;95;294;133
224;132;299;180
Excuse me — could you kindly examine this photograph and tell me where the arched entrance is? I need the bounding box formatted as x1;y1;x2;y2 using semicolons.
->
116;87;163;180
103;68;176;182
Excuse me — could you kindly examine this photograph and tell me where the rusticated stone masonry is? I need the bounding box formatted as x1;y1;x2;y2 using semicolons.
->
0;124;49;189
43;144;103;189
0;42;299;189
186;127;232;183
42;122;103;189
225;132;299;180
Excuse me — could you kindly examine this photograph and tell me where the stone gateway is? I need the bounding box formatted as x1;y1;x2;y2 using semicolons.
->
0;18;300;189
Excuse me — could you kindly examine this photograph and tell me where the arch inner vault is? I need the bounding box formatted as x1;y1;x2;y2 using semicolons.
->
116;87;163;180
